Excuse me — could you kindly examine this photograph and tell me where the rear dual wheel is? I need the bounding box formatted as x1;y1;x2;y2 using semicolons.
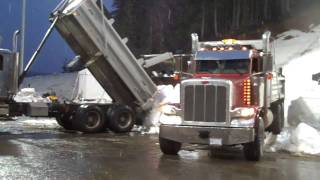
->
57;105;135;134
74;105;106;133
107;105;135;133
55;113;74;130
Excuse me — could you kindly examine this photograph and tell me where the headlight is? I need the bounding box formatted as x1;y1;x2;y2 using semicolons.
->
159;115;182;125
231;108;255;118
161;105;177;115
231;118;255;127
157;105;182;125
161;105;182;116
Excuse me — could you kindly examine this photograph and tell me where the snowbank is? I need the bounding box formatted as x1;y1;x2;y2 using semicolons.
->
268;24;320;156
265;123;320;156
142;84;181;134
280;25;320;130
275;25;320;66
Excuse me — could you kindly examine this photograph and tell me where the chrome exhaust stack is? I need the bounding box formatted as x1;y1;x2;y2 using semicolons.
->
11;30;21;96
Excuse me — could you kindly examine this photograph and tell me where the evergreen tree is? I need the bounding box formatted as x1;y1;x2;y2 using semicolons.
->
113;0;316;55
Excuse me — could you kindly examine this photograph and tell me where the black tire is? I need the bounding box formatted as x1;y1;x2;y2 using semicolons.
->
268;101;284;135
159;137;181;155
243;118;264;161
56;113;74;130
108;105;135;133
74;105;106;133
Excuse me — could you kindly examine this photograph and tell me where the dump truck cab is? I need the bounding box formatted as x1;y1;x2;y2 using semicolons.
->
159;32;285;161
0;49;18;101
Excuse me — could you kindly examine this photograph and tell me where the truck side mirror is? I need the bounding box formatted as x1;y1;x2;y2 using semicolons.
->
263;54;274;72
278;67;283;75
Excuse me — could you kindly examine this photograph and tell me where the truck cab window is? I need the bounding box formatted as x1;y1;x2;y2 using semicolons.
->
251;58;262;73
196;59;249;74
197;61;218;73
0;55;3;71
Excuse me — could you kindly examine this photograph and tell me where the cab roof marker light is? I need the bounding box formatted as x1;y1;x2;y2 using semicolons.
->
222;39;238;45
242;46;248;51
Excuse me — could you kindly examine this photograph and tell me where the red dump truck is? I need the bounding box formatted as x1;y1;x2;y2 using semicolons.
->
159;32;285;161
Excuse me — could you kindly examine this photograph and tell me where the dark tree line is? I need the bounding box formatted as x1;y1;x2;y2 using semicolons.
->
112;0;315;56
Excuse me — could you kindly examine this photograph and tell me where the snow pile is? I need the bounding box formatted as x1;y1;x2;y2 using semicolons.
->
265;123;320;155
14;88;50;103
265;24;320;155
142;84;181;134
275;25;320;66
280;25;320;130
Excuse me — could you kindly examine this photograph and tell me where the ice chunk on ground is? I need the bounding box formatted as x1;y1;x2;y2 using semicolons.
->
18;118;59;129
265;123;320;156
292;123;320;155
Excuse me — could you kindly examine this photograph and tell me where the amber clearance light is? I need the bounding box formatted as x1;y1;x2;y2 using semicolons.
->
243;79;251;105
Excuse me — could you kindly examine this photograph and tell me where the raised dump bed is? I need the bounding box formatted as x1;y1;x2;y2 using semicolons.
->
52;0;158;110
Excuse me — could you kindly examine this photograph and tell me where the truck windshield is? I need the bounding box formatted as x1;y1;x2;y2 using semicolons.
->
196;59;249;74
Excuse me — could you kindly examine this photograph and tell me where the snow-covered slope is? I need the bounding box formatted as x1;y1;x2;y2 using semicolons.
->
277;25;320;127
275;25;320;66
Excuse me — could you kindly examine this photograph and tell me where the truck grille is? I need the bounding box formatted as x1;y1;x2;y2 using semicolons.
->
183;83;230;123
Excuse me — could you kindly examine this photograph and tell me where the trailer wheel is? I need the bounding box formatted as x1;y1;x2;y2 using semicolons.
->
268;101;284;135
159;137;181;155
56;114;74;130
243;118;264;161
74;105;106;133
108;105;135;133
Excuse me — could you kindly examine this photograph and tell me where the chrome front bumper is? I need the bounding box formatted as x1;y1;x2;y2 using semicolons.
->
160;124;255;145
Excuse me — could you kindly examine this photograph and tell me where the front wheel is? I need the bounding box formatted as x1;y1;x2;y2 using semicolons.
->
243;118;264;161
159;137;181;155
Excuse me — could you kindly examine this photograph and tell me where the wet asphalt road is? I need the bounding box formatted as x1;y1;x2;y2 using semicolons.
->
1;119;320;180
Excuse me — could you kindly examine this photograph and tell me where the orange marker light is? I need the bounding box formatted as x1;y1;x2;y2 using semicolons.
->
243;79;252;106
